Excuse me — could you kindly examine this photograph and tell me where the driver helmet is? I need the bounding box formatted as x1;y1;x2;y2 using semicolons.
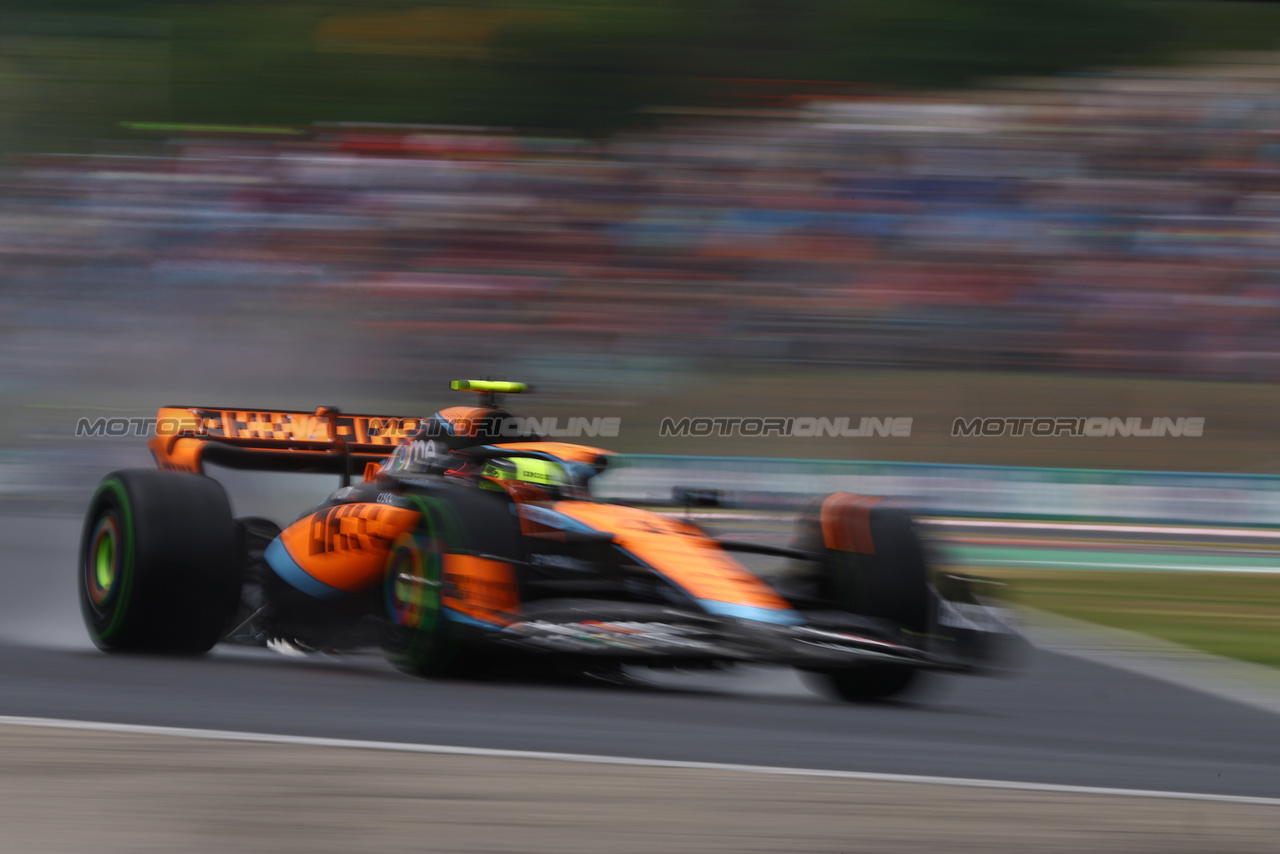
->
479;456;595;499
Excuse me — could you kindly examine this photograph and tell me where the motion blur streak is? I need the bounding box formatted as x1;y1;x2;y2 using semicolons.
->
9;56;1280;384
4;6;1280;854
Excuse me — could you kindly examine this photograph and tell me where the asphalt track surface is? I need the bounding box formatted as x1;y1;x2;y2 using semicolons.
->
3;514;1279;802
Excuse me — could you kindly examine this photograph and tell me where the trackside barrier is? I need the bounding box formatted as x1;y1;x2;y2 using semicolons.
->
600;455;1280;526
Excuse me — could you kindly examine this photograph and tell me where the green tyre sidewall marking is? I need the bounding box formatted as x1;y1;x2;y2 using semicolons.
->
93;527;114;594
89;479;135;644
389;494;466;669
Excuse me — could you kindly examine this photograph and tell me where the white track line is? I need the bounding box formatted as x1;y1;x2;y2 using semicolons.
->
962;558;1280;573
678;513;1280;541
667;513;785;524
1;714;1277;807
928;518;1280;539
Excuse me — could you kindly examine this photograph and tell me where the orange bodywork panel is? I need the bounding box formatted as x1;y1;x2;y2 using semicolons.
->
435;406;502;438
442;554;520;626
819;493;883;554
551;502;793;613
277;503;421;594
154;435;207;474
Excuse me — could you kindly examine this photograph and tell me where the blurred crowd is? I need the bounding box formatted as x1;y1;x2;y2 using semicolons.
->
6;55;1280;383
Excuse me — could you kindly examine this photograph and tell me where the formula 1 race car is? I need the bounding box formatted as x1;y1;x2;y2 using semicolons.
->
79;381;1016;701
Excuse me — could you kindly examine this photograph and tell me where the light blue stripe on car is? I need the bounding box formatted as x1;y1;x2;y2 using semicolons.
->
515;503;599;533
264;537;348;600
697;599;803;625
444;608;505;631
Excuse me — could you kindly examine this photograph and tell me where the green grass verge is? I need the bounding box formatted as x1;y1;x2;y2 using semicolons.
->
979;569;1280;669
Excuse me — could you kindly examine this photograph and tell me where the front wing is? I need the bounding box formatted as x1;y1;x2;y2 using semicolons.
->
482;598;1019;672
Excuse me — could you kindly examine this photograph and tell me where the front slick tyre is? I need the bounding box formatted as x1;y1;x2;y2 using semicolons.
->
800;495;933;703
79;469;241;654
822;664;919;702
381;530;471;678
381;488;520;679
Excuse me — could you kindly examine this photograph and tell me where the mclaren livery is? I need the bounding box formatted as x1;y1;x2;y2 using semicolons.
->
79;381;1015;701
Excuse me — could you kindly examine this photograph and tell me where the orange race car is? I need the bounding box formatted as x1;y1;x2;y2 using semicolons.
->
79;381;1016;701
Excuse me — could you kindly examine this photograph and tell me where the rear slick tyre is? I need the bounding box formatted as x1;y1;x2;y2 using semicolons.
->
79;469;242;654
822;664;920;703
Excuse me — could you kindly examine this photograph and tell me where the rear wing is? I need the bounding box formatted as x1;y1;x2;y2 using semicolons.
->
146;406;420;481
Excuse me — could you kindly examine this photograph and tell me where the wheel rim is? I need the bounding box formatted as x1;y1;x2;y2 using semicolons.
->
387;542;422;627
86;513;121;611
386;534;442;631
